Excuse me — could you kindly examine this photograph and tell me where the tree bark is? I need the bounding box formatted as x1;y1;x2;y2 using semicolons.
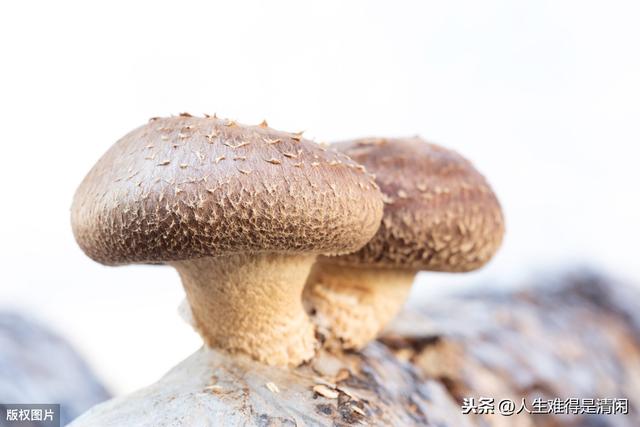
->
70;272;640;426
382;271;640;427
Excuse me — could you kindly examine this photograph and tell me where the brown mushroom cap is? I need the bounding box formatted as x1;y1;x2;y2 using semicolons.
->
324;137;504;272
71;116;383;265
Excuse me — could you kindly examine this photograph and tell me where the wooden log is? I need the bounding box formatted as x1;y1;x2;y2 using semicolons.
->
71;272;640;426
70;343;477;426
382;271;640;427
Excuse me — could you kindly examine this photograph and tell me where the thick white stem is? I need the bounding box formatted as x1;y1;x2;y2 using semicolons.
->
304;263;415;350
172;253;317;366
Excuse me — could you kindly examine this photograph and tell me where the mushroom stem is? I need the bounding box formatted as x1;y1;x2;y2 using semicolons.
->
172;253;317;366
304;263;415;350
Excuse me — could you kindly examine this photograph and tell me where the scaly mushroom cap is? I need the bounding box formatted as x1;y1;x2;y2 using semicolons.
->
71;115;383;265
325;137;504;272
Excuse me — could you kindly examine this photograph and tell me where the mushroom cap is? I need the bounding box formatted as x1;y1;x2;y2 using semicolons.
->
71;116;383;265
323;137;504;272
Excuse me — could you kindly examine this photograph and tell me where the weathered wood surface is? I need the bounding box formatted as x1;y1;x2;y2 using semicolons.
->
70;344;472;426
0;312;110;425
383;272;640;427
71;272;640;426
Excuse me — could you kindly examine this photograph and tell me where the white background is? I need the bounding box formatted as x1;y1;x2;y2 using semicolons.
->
1;1;639;395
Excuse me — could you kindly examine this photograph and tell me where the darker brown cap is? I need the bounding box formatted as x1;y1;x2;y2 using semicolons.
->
71;116;383;265
323;137;505;272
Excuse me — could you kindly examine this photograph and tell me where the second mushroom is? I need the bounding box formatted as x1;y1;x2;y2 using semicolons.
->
304;137;505;350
